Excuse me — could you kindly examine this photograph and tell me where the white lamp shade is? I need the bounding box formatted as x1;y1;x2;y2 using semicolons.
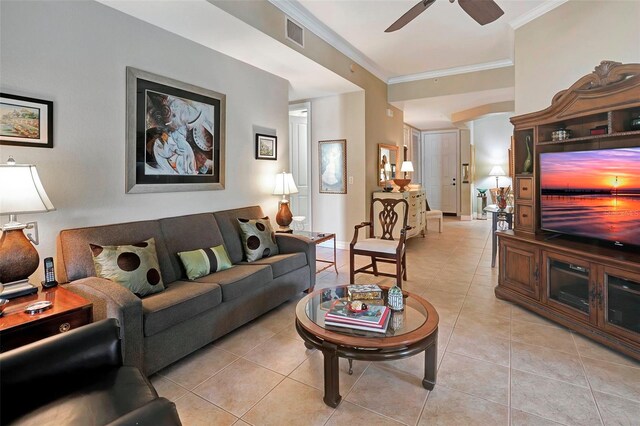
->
0;163;55;214
488;166;506;177
273;172;299;195
400;161;414;173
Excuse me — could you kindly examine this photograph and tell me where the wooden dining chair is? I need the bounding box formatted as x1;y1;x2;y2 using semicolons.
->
350;198;409;288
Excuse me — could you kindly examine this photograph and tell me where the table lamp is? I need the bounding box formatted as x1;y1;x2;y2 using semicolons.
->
489;165;506;188
393;161;414;192
273;171;298;233
0;157;56;298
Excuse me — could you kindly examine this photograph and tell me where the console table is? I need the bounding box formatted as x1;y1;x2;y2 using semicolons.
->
485;205;513;267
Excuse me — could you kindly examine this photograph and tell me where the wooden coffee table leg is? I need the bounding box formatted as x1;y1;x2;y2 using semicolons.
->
422;333;438;390
321;341;341;407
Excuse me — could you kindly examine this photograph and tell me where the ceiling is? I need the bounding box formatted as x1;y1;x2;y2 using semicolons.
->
98;0;360;101
393;87;514;129
287;0;560;81
100;0;564;129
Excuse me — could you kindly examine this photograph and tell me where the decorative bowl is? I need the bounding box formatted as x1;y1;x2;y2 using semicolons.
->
348;301;368;313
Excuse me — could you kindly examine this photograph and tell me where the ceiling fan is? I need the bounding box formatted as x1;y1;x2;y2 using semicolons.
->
385;0;504;32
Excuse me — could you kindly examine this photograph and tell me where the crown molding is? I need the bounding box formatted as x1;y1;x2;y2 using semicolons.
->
388;59;514;85
509;0;569;29
268;0;389;82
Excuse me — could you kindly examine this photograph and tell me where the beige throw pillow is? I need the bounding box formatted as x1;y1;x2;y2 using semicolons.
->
237;217;279;262
90;237;165;298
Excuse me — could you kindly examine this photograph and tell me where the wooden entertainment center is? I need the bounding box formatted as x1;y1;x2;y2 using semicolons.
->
496;61;640;360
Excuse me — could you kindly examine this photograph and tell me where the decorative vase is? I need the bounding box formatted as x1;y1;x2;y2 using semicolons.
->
387;285;404;311
523;136;533;173
497;186;510;211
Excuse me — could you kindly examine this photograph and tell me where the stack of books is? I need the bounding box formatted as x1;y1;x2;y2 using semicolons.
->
324;301;390;334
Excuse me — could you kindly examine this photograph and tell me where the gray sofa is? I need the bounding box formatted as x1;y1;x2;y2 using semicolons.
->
56;206;315;375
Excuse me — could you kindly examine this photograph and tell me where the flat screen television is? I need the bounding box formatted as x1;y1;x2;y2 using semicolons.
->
539;146;640;248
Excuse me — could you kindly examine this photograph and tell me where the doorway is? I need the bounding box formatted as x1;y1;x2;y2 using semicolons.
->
421;130;459;214
288;102;312;230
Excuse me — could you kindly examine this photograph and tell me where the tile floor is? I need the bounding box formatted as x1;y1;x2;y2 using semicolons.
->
151;218;640;425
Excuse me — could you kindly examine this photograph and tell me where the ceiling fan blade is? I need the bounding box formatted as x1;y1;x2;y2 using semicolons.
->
458;0;504;25
385;0;436;33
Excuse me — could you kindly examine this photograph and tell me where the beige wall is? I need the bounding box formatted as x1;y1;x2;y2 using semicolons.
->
211;0;404;205
515;0;640;115
310;92;366;246
0;0;290;282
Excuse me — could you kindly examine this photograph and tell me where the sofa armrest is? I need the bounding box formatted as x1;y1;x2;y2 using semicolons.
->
275;234;316;290
65;277;144;371
105;398;181;426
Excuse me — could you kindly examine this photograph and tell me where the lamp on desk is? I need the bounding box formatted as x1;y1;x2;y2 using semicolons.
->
273;171;298;233
0;157;56;298
489;165;506;188
393;161;414;192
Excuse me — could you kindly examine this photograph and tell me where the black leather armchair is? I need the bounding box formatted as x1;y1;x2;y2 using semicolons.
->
0;318;181;425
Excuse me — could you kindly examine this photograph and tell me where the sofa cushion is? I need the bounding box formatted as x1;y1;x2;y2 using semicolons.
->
178;245;233;280
158;213;227;280
240;252;307;278
213;206;266;264
57;220;176;284
237;217;279;262
195;264;272;302
142;281;222;337
90;238;165;298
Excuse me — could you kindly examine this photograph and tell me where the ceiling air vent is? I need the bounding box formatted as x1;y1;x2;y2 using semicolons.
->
286;17;304;48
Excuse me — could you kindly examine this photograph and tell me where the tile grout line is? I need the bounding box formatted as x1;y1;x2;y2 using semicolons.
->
572;332;606;426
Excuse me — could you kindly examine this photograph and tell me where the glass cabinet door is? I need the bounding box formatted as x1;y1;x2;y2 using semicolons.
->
603;269;640;340
543;252;596;323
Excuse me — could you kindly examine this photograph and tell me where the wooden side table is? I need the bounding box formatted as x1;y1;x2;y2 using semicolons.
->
292;231;338;274
0;286;93;352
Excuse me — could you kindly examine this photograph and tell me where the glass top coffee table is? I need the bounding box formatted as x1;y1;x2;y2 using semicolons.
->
295;285;439;407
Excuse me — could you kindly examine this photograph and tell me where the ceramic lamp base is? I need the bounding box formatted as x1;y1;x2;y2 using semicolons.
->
276;200;293;233
0;228;40;284
393;178;411;192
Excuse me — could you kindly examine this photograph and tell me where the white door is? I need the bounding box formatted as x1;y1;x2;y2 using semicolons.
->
421;131;459;214
289;105;311;230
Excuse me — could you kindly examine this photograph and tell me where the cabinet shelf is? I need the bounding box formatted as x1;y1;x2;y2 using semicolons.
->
537;129;640;145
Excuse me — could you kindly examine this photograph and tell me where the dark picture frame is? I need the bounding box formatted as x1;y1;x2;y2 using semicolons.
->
0;93;53;148
319;139;347;194
255;133;277;160
125;67;226;193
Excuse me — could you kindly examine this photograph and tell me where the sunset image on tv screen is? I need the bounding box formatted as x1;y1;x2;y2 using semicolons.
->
540;147;640;247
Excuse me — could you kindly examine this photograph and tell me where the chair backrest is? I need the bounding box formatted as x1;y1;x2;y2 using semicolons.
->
370;198;408;240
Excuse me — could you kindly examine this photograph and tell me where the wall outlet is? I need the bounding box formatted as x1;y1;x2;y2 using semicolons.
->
348;176;354;184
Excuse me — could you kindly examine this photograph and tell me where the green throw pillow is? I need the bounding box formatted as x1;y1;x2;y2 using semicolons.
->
237;217;279;262
90;237;165;298
177;245;233;280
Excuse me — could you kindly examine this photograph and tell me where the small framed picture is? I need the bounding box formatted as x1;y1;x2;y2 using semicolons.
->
0;93;53;148
255;133;277;160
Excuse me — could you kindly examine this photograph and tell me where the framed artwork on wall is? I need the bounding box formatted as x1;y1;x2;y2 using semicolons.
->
125;67;226;193
0;93;53;148
255;133;277;160
319;139;347;194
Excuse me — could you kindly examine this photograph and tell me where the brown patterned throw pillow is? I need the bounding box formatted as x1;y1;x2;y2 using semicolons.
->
90;237;165;297
237;217;279;262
